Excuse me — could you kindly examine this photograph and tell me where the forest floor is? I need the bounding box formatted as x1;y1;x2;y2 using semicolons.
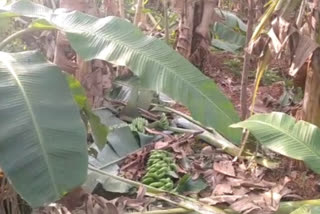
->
30;45;319;214
86;51;320;214
31;52;320;214
27;50;320;214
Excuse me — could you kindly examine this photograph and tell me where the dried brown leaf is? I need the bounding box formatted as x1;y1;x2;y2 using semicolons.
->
289;34;319;76
200;195;244;205
213;183;233;195
214;161;236;177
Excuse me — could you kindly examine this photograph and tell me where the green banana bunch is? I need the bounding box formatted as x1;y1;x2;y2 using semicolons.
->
142;150;177;190
149;113;169;130
130;117;148;133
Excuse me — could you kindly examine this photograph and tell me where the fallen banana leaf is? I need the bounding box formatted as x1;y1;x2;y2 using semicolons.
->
85;109;156;193
88;166;227;214
88;166;320;214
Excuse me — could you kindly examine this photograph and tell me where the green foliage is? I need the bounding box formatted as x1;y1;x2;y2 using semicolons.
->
262;69;283;86
211;9;247;52
0;0;241;143
175;174;208;194
0;18;26;52
232;112;320;174
66;74;108;149
0;51;88;207
224;57;242;76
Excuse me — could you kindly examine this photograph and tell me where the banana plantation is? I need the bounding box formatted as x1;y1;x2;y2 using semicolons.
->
1;0;320;213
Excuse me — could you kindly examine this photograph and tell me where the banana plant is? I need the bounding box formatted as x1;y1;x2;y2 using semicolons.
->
0;0;242;144
0;51;88;207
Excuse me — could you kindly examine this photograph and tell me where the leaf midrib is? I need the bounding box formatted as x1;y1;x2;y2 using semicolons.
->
0;53;59;196
242;119;320;161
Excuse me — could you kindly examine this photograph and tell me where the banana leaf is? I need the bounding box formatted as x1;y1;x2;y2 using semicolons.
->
290;206;320;214
85;109;156;193
214;9;247;32
231;112;320;174
211;9;247;52
0;0;241;143
0;51;87;207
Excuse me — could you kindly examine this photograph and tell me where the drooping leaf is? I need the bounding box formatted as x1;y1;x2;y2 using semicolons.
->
0;51;87;207
66;74;108;150
231;112;320;174
1;0;241;143
251;0;280;41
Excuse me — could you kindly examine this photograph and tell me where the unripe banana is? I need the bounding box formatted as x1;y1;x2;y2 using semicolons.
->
141;150;177;190
149;182;165;188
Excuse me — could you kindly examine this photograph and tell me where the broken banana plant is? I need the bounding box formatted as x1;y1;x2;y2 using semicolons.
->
153;105;280;169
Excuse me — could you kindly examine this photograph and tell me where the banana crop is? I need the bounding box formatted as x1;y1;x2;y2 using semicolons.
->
142;150;177;190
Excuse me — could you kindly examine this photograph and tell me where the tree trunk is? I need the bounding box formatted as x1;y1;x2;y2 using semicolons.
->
240;0;255;120
119;0;126;18
104;0;119;16
175;0;196;58
134;0;144;25
55;0;110;107
175;0;217;69
302;0;320;126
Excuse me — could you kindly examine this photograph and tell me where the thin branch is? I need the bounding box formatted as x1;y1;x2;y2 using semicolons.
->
163;0;169;44
240;0;254;120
